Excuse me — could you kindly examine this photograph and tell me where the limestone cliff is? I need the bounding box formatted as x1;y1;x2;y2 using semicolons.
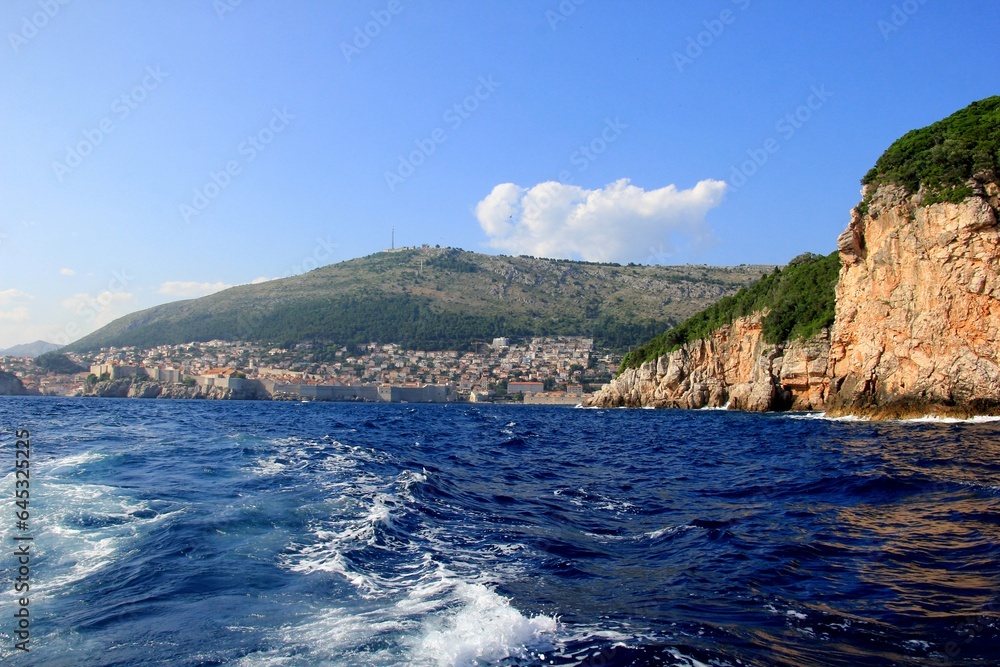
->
77;378;266;400
827;178;1000;418
585;314;830;411
590;97;1000;417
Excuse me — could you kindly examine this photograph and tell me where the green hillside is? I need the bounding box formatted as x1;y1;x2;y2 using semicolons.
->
862;96;1000;205
66;247;772;353
620;251;840;372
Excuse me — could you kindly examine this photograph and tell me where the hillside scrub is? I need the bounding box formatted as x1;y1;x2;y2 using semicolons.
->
620;251;840;372
861;96;1000;205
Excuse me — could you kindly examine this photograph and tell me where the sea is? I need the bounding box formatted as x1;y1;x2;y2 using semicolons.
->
1;397;999;667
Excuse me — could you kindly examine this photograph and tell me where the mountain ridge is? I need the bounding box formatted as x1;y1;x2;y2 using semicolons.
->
66;247;773;353
0;340;62;358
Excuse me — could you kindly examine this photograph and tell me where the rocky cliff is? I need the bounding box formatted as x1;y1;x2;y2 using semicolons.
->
827;178;1000;418
0;371;36;396
590;97;1000;418
585;314;830;411
77;378;266;400
588;178;1000;417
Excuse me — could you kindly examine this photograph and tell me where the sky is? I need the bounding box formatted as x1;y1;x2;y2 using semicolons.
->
1;0;998;349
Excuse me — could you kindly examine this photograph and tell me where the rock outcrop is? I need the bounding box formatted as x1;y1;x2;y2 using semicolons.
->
78;378;266;400
827;179;1000;418
589;97;1000;418
589;177;1000;418
0;371;36;396
585;314;830;411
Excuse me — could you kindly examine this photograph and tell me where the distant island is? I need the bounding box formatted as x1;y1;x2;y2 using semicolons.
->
588;96;1000;419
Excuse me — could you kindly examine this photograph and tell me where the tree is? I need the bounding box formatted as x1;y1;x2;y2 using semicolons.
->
35;352;86;375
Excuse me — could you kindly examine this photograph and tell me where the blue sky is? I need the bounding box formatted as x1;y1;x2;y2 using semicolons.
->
1;0;998;349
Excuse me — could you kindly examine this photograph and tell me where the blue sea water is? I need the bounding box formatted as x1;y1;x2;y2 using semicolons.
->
1;397;999;666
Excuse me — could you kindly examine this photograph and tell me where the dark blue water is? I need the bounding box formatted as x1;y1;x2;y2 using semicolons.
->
1;397;999;666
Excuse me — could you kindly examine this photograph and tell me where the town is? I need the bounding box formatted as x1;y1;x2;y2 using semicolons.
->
2;336;622;404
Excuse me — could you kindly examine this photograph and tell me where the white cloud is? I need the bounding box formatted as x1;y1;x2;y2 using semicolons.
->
59;267;76;276
0;289;32;305
250;276;273;284
475;178;727;263
158;281;232;298
0;307;29;322
61;291;136;330
62;291;133;312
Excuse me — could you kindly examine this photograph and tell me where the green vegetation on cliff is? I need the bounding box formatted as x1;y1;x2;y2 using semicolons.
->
861;96;1000;205
620;252;840;372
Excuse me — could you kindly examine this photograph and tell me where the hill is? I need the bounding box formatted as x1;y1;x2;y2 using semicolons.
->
0;340;61;358
66;247;773;353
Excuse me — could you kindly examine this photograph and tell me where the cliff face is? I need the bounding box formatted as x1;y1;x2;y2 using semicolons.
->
78;378;265;400
0;371;36;396
827;180;1000;417
585;314;830;411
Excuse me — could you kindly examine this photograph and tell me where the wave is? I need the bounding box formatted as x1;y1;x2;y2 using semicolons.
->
408;580;557;666
266;432;560;666
0;472;178;599
43;450;107;470
784;411;1000;424
0;449;179;600
905;414;1000;424
783;411;868;422
234;566;558;667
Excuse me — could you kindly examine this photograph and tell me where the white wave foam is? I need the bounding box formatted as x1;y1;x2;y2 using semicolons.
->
234;569;558;667
783;412;867;422
665;647;715;667
17;480;177;597
44;450;106;471
266;438;558;666
644;524;696;540
784;411;1000;424
282;469;429;597
410;581;557;666
907;414;1000;424
553;487;636;514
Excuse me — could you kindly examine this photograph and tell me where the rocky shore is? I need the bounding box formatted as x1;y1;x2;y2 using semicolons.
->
76;378;266;400
0;370;38;396
588;176;1000;419
826;180;1000;418
586;315;829;412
